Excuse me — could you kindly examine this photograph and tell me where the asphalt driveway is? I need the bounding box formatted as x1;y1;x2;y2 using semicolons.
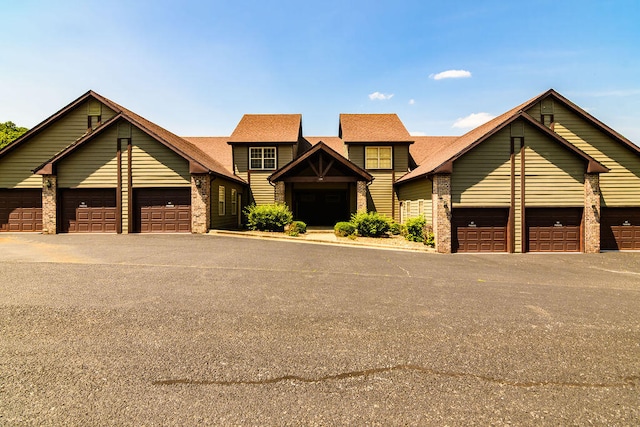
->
1;234;639;425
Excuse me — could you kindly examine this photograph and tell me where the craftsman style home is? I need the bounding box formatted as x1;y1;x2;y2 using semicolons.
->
1;89;639;253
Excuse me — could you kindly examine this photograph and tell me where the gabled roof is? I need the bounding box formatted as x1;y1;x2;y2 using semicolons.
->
397;106;608;184
305;136;347;158
269;141;373;183
30;91;245;184
182;136;234;175
409;136;458;167
228;114;302;143
339;114;414;143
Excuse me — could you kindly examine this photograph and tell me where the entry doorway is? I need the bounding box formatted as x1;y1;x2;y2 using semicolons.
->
294;190;349;226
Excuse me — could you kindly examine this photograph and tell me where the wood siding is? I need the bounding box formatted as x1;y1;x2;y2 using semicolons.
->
249;171;274;205
348;145;365;169
393;145;410;175
278;145;294;168
211;178;245;229
524;125;584;206
397;178;433;225
367;171;394;217
0;100;116;188
233;146;249;181
58;127;119;188
131;128;190;187
452;128;512;206
121;143;129;233
547;102;640;207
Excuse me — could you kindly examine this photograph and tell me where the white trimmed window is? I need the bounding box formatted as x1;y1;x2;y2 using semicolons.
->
365;146;392;169
218;186;225;216
250;147;276;170
231;188;237;215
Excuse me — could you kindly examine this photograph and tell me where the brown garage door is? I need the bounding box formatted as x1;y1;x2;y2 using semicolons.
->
134;188;191;233
601;208;640;250
527;208;582;252
0;189;42;232
60;189;117;233
453;208;508;253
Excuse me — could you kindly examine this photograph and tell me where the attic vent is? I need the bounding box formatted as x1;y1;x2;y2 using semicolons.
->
118;122;132;139
541;98;554;114
88;100;102;116
510;122;524;138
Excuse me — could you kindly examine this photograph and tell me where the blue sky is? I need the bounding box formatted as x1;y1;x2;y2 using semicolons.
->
2;0;639;143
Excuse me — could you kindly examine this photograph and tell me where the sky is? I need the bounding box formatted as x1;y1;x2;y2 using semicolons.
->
1;0;639;143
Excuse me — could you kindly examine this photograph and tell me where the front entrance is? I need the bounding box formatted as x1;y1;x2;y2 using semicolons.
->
294;190;349;226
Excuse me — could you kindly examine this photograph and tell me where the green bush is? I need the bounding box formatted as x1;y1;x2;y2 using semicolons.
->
286;220;307;236
350;211;392;237
405;216;427;242
244;203;293;231
389;221;405;235
334;221;356;237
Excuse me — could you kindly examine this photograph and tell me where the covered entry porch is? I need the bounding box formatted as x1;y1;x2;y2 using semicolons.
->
269;142;372;226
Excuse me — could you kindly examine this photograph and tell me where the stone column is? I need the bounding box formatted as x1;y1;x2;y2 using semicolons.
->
42;175;57;235
191;174;211;233
584;173;601;253
432;174;452;254
274;181;285;204
356;181;367;213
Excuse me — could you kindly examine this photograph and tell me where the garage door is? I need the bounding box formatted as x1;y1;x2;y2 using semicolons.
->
453;208;508;253
0;189;42;232
527;208;582;252
601;208;640;250
60;189;117;233
134;188;191;233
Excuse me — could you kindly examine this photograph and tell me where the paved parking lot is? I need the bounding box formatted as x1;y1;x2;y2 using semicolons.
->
1;234;639;425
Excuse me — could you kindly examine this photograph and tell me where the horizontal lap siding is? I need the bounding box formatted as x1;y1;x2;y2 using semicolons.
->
368;172;394;217
524;125;584;206
131;128;190;187
233;146;249;181
211;178;244;229
58;127;119;188
397;179;432;225
550;103;640;207
249;171;274;205
452;128;511;206
348;145;365;169
0;100;116;188
278;145;293;168
394;145;410;175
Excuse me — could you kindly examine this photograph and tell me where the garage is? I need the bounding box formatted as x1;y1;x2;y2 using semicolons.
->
526;208;582;252
452;208;508;253
134;188;191;233
0;189;42;232
60;189;117;233
601;208;640;250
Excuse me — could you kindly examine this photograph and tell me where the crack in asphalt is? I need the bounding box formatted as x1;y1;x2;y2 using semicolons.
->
153;365;639;389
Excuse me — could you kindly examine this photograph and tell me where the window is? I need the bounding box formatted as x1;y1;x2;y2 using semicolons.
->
365;146;392;169
250;147;276;170
231;188;237;215
218;186;225;216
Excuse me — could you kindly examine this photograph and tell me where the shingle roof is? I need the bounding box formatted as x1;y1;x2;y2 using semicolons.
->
409;136;458;167
339;114;413;143
305;137;347;158
182;137;234;176
228;114;302;143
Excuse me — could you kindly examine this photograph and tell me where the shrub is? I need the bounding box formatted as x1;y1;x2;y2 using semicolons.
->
389;221;405;235
286;220;307;236
405;216;427;242
350;211;392;237
334;221;356;237
244;203;293;231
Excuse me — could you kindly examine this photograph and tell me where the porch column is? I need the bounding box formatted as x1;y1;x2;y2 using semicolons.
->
274;181;285;204
356;181;367;213
432;174;452;254
584;173;601;253
191;174;211;233
42;175;57;235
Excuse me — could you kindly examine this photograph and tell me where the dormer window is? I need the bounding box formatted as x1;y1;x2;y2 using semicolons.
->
365;146;392;169
250;147;276;170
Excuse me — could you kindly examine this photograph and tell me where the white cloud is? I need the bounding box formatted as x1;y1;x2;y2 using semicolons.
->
368;92;394;100
430;69;472;80
452;112;495;129
410;131;427;136
408;99;415;105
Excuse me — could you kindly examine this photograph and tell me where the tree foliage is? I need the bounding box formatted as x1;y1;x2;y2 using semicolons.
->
0;121;29;149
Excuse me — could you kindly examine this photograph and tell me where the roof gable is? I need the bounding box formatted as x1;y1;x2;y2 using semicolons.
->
339;114;413;143
228;114;302;143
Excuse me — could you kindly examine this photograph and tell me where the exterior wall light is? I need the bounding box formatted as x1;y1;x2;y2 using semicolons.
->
45;179;52;188
195;179;202;188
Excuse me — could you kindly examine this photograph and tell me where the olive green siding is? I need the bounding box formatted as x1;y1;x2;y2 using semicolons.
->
393;145;410;174
514;147;523;253
233;146;249;181
278;145;294;168
397;178;433;225
539;102;640;207
130;128;190;187
0;100;116;188
367;171;394;217
524;125;584;206
57;127;119;188
348;145;365;168
121;145;129;234
211;178;245;229
249;171;274;205
452;128;512;206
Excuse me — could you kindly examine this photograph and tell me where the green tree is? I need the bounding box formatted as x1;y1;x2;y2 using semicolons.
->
0;121;29;149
